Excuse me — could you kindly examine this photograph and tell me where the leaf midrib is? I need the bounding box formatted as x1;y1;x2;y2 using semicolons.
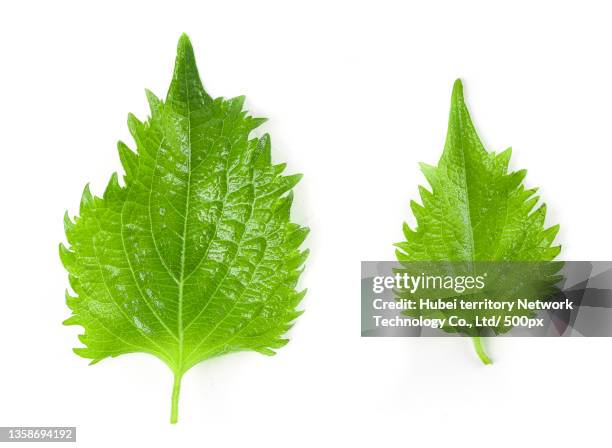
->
453;98;476;261
176;62;193;374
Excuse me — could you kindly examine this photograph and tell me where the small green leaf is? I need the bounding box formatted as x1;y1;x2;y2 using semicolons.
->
395;80;560;363
60;34;308;422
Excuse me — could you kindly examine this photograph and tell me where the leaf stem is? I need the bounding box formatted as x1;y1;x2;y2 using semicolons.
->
170;371;184;424
471;336;493;365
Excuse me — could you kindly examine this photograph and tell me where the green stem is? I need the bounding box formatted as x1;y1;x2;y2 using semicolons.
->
170;372;183;424
471;336;493;365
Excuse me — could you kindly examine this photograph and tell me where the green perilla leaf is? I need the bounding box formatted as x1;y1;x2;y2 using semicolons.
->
395;80;560;363
60;34;308;423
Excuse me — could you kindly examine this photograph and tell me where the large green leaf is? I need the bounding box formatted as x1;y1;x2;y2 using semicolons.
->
395;80;560;363
60;34;308;422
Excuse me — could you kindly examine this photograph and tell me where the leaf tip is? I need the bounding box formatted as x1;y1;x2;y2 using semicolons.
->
452;78;464;97
175;32;196;73
178;32;193;52
168;32;209;106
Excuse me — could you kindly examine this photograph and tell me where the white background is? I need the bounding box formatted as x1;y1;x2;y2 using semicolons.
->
0;1;611;447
